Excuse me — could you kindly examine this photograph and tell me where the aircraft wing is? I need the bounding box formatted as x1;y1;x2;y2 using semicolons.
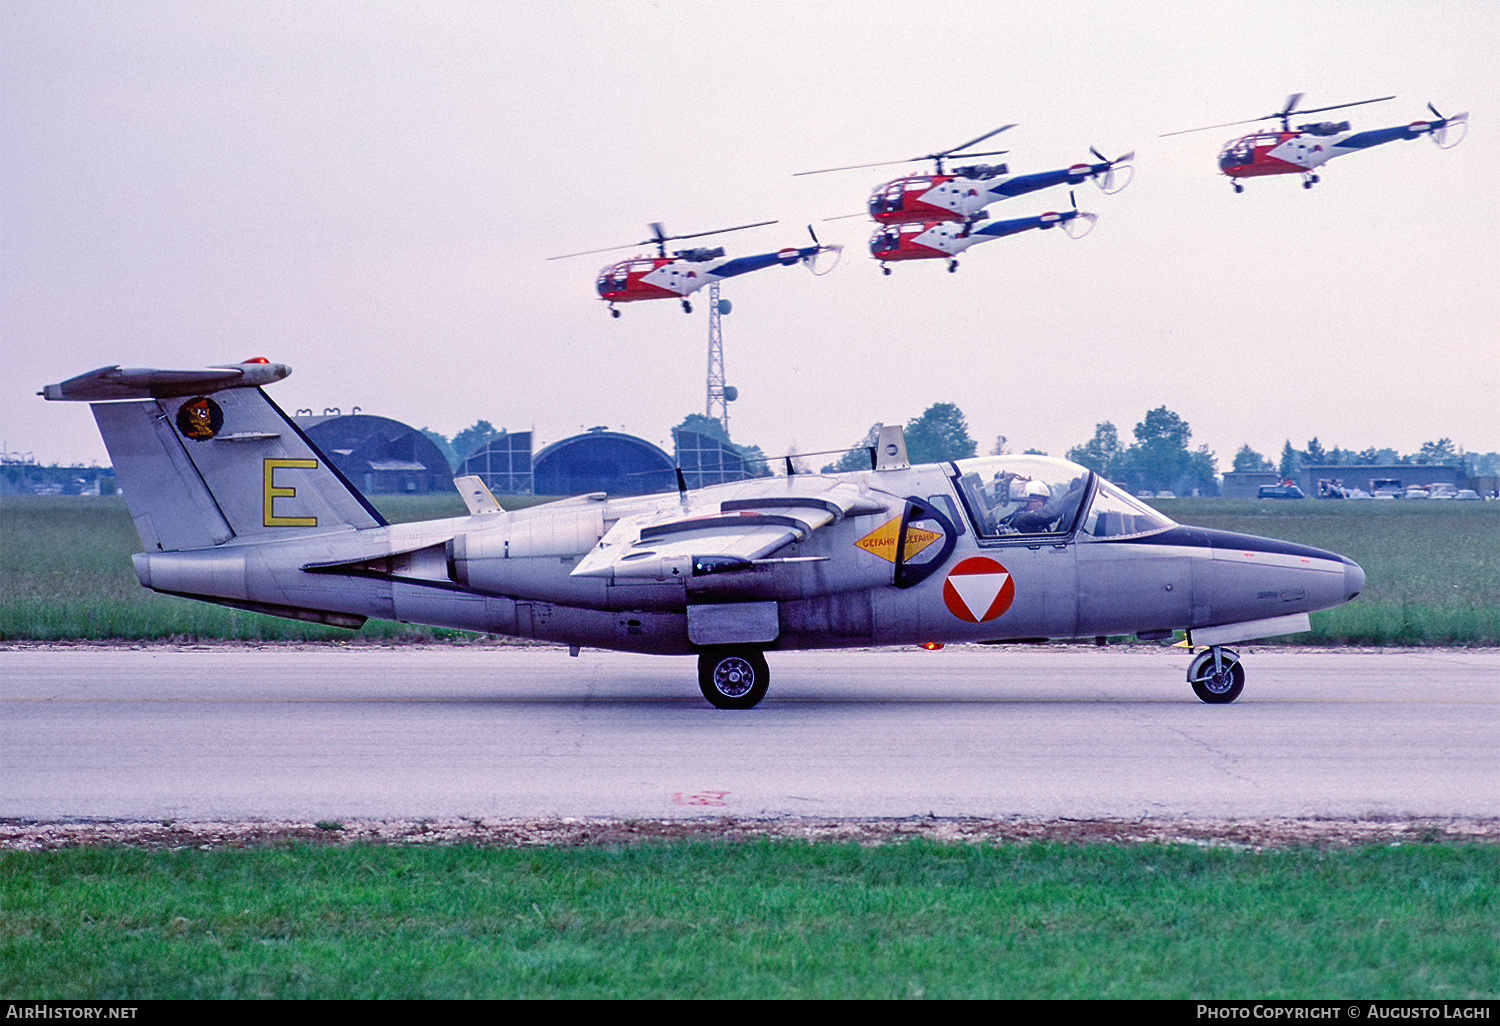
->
570;480;888;581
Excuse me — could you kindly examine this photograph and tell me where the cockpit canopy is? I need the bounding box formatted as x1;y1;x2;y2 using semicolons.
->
951;455;1175;540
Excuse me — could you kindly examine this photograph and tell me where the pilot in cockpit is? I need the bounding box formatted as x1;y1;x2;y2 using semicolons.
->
1001;476;1088;534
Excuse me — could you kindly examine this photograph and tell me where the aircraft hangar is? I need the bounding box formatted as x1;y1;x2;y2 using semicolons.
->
294;412;453;495
296;412;756;499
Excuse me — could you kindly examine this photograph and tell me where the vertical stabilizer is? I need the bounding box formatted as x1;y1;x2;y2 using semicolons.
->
46;361;386;552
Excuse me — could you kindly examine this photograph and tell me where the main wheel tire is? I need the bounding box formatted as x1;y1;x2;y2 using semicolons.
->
1187;648;1244;704
697;648;769;709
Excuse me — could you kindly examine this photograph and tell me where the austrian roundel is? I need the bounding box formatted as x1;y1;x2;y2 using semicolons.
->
942;556;1016;623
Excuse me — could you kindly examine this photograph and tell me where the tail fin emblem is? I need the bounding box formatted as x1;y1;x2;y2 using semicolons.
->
176;396;223;440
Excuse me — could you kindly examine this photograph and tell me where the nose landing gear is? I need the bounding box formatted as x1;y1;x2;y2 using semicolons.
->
1187;646;1244;704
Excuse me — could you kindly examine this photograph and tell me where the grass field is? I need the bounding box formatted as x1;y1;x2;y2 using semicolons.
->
2;840;1495;999
1156;499;1499;645
1;494;1495;644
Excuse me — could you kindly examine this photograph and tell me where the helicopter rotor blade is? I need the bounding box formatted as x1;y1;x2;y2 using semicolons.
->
664;220;778;243
820;211;870;222
933;123;1018;159
794;125;1017;177
794;158;921;176
546;242;649;261
1161;95;1396;137
1287;95;1396;119
1281;92;1306;118
1161;114;1284;137
547;219;779;261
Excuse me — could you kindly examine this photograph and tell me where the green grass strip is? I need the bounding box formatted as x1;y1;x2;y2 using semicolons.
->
2;841;1496;999
3;496;1497;644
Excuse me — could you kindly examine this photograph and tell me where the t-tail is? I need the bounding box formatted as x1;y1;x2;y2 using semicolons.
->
41;359;386;554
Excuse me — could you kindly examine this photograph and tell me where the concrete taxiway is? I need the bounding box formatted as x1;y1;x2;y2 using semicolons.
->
2;645;1495;823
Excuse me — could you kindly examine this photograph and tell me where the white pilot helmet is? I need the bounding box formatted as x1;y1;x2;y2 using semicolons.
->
1024;480;1051;499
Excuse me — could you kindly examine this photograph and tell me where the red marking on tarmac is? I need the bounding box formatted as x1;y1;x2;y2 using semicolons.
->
673;791;729;807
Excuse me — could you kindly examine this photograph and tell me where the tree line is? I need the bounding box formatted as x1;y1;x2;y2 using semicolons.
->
422;409;1495;492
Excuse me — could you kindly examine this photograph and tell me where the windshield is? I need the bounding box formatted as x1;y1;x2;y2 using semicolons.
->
952;455;1091;537
1078;478;1176;539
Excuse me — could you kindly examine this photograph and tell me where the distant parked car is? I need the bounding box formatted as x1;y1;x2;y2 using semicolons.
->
1402;486;1430;500
1155;490;1176;499
1454;489;1481;501
1347;488;1372;500
1258;484;1305;500
1426;484;1458;499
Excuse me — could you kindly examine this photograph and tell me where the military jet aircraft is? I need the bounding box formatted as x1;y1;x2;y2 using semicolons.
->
43;359;1366;709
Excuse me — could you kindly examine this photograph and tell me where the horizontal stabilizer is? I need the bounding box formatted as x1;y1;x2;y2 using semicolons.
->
41;360;291;401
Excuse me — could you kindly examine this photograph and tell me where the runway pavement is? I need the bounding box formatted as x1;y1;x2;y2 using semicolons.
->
2;645;1496;823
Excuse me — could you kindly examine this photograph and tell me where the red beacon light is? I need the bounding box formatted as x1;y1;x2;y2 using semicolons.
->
242;357;271;364
921;642;945;651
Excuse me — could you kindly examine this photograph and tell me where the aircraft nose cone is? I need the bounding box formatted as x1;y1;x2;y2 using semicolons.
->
1344;560;1366;601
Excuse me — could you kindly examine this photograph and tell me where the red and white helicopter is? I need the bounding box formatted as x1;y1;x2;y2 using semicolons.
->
549;221;841;317
869;193;1098;274
1162;93;1469;192
798;124;1134;226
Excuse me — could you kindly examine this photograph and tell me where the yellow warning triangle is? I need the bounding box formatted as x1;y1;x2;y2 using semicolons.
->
855;518;941;564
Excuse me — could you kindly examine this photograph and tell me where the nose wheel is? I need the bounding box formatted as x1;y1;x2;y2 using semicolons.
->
608;304;621;318
697;647;769;709
1187;646;1244;704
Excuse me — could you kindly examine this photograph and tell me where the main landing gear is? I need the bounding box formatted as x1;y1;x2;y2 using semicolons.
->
882;265;892;276
946;259;959;273
1232;182;1244;194
697;647;769;709
681;299;693;314
608;304;621;318
1301;173;1321;190
1187;646;1244;704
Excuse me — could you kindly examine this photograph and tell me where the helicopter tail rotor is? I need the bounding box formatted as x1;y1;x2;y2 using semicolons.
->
1089;148;1137;194
1061;192;1098;240
1427;106;1469;149
803;225;843;275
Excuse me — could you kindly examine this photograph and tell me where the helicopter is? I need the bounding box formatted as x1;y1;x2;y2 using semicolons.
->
1161;93;1469;192
869;193;1097;274
797;124;1134;225
549;221;841;317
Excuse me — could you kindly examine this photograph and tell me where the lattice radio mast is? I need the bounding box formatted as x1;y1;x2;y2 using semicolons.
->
704;282;734;437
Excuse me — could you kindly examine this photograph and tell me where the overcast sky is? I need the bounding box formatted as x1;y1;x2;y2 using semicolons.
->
3;0;1496;469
